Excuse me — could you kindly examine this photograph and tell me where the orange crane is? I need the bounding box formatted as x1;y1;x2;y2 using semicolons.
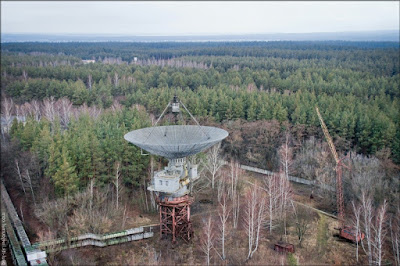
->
316;107;364;242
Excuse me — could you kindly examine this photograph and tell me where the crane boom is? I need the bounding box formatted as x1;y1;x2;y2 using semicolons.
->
315;106;345;228
315;107;339;164
315;106;365;243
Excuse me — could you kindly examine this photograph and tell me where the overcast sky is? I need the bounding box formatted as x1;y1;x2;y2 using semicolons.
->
1;1;399;35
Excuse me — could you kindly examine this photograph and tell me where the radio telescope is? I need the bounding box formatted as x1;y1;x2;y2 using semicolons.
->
124;95;228;243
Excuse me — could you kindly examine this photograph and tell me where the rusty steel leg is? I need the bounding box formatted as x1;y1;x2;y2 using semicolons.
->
159;205;162;239
158;195;193;243
172;207;176;243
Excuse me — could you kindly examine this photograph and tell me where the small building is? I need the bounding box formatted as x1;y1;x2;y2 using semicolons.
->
274;243;295;253
82;59;96;64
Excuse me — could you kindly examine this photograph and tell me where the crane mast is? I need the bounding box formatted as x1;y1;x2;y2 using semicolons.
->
315;107;345;228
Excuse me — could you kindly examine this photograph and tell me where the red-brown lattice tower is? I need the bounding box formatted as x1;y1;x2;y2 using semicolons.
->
158;195;193;243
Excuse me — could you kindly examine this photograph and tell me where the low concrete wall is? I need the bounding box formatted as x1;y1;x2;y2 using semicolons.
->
36;226;155;253
223;160;335;192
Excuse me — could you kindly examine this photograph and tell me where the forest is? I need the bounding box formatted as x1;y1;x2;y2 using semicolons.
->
1;41;399;265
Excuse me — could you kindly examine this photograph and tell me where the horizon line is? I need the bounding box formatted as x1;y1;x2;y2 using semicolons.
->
2;29;399;37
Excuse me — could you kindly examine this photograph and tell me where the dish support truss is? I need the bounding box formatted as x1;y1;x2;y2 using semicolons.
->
158;195;193;243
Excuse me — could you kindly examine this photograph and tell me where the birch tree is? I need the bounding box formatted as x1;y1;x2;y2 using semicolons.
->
352;201;362;262
229;161;242;229
114;161;122;210
244;185;265;260
264;173;279;233
25;169;36;206
87;74;93;90
278;133;293;181
278;171;292;240
361;192;374;265
264;171;292;238
22;69;28;81
57;98;72;129
218;193;230;260
31;100;41;122
15;159;27;195
43;97;56;124
201;216;215;266
217;169;227;202
372;200;387;266
205;142;224;189
1;97;14;135
149;156;156;210
389;208;400;266
114;72;119;88
360;193;388;266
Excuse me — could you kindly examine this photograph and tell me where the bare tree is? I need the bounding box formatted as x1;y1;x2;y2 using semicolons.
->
74;103;102;121
15;159;27;195
244;184;266;260
361;192;374;265
278;171;292;240
293;137;334;189
293;204;313;248
389;208;400;266
229;161;242;229
43;97;56;123
111;100;123;113
148;156;157;210
350;154;386;202
201;215;215;266
1;97;14;135
25;169;36;206
264;171;292;238
278;133;293;180
22;69;28;81
88;105;102;120
204;142;224;189
19;102;32;119
114;72;119;88
87;74;93;90
218;193;230;260
217;169;227;202
57;98;73;129
15;104;21;120
31;100;41;122
372;200;387;266
264;173;279;233
352;201;362;262
114;161;122;210
360;193;388;266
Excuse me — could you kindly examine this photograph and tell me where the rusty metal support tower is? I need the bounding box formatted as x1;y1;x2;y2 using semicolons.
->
158;195;193;243
316;106;345;227
316;106;365;244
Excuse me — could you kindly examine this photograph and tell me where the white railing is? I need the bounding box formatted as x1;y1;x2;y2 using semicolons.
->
222;160;335;191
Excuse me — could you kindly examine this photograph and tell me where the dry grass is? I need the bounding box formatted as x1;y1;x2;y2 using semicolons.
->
35;187;157;238
47;177;369;265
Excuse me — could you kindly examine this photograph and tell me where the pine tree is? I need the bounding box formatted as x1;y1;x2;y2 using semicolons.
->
53;147;78;197
32;120;52;173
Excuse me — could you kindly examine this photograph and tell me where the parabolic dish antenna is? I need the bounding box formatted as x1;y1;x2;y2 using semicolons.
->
124;125;228;159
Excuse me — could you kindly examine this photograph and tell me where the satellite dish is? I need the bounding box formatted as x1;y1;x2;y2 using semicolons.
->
124;125;228;159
